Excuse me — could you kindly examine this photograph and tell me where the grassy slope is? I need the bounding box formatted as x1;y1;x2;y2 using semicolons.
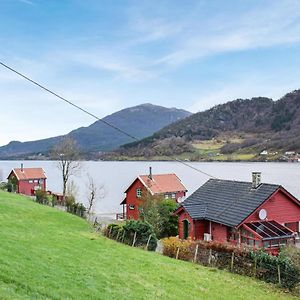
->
0;192;297;300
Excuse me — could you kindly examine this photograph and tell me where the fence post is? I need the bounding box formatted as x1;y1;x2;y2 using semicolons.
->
145;234;152;250
230;252;235;272
132;231;137;247
193;244;199;263
108;226;112;238
208;249;212;265
121;230;126;243
176;247;180;260
116;229;121;241
277;263;281;286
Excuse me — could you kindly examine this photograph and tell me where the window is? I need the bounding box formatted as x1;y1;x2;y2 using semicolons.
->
248;239;254;246
171;193;176;199
164;194;169;199
129;204;135;210
136;188;142;198
29;180;33;183
34;179;38;183
39;179;44;184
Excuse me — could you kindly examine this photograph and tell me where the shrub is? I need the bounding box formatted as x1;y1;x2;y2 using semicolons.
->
50;195;57;207
35;190;49;204
8;177;18;192
250;250;299;289
159;200;178;238
105;220;157;251
279;246;300;293
6;182;13;193
123;220;157;251
162;237;193;261
161;238;300;290
65;196;86;218
0;182;9;191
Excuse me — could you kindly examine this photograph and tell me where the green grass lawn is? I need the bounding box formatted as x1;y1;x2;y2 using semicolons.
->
0;191;297;300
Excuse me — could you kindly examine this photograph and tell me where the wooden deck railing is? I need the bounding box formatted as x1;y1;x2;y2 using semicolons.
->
116;212;126;220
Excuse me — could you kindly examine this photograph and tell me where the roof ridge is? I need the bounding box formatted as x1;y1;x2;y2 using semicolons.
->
210;178;280;187
139;173;176;177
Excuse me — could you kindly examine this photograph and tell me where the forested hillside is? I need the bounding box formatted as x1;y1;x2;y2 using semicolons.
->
119;90;300;159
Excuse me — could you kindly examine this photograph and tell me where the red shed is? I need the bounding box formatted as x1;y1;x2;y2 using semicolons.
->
7;165;47;196
118;168;187;220
175;172;300;254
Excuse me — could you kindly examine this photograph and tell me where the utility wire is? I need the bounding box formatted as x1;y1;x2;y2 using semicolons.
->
0;60;218;179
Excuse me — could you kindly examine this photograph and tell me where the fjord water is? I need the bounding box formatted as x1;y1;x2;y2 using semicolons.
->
0;161;299;217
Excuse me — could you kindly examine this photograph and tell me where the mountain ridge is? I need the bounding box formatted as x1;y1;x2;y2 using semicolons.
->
0;103;191;159
118;90;300;160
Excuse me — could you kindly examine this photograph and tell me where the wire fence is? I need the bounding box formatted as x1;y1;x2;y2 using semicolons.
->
97;221;300;292
101;223;157;251
163;242;300;291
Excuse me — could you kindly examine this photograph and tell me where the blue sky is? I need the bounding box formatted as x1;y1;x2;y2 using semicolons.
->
1;0;300;145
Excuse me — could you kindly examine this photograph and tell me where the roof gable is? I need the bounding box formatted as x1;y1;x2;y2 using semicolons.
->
124;173;187;195
180;179;281;227
9;168;47;180
139;174;187;194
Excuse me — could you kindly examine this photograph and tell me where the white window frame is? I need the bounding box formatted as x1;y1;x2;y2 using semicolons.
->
136;188;142;198
129;204;135;210
164;194;169;199
29;180;33;183
171;193;176;199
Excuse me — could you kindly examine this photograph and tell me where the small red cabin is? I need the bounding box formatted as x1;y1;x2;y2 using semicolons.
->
119;168;187;220
7;166;47;196
175;172;300;255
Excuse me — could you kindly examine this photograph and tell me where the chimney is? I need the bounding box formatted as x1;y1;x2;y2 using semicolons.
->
252;172;261;189
148;166;152;180
21;163;24;172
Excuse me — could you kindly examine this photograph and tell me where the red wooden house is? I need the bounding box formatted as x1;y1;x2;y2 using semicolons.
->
7;165;47;196
119;168;187;220
175;172;300;254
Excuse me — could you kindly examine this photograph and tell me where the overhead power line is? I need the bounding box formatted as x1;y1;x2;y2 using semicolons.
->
0;60;217;179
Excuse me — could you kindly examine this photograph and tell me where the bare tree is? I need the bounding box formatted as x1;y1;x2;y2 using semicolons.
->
86;174;105;215
51;137;81;200
66;180;79;200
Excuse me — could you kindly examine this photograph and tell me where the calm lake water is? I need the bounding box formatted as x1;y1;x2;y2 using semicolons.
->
1;161;299;217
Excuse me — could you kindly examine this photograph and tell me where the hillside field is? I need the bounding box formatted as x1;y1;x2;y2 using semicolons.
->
0;191;297;299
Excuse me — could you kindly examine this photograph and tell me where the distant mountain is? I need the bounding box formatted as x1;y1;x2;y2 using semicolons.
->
119;90;300;158
0;103;191;159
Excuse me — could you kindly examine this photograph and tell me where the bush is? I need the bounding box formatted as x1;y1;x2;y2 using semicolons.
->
161;238;300;290
105;220;157;251
35;190;49;204
66;202;86;218
7;182;13;192
50;195;57;207
159;200;178;238
0;182;8;191
162;237;193;261
279;246;300;292
250;250;300;289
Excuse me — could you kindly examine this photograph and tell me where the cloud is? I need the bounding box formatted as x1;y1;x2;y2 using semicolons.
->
142;1;300;67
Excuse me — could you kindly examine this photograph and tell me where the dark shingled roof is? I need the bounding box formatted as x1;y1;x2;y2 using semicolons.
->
181;179;280;227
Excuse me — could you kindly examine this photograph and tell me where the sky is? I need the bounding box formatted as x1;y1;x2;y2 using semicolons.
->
1;0;300;146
